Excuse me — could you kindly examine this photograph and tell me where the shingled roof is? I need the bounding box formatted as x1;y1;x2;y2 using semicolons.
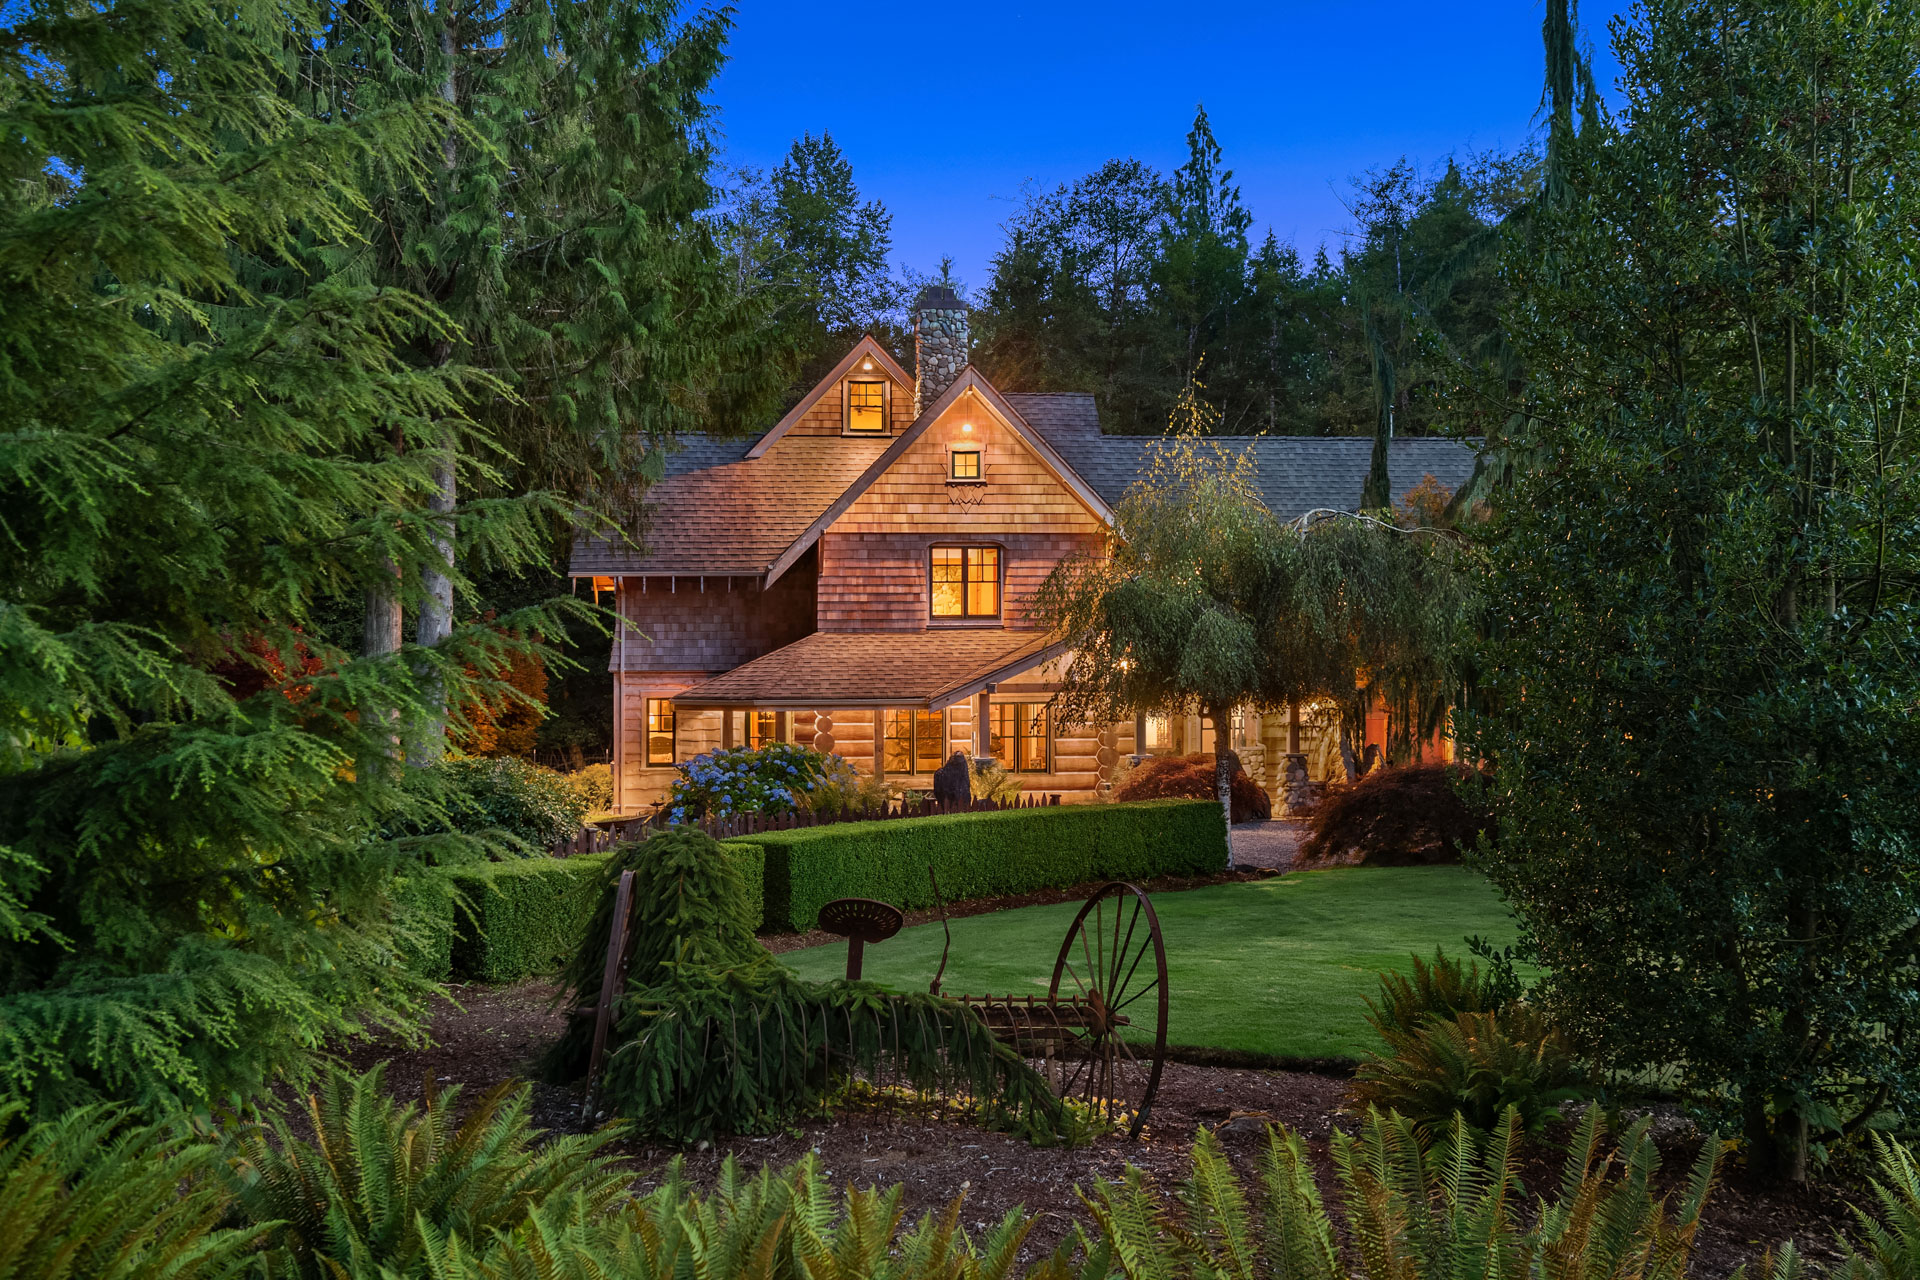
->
1003;392;1479;520
568;384;1480;579
570;434;891;576
673;630;1063;709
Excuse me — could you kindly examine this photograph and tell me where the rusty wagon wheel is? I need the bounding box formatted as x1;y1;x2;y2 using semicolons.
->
1047;881;1169;1139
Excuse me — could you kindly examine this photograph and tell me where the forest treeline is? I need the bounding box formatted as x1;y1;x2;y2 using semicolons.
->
731;111;1535;439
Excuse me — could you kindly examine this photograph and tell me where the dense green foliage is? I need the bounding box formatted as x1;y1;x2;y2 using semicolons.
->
443;853;615;983
1352;1003;1590;1134
398;757;591;854
1467;0;1920;1177
0;0;597;1120
547;826;1062;1142
227;1065;626;1280
0;1101;266;1280
737;799;1227;932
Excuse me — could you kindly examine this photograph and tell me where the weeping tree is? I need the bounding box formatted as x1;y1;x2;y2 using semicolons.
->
0;0;580;1117
1033;394;1473;865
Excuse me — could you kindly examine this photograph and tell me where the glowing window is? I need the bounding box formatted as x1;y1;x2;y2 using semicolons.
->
950;449;982;481
846;379;887;433
990;703;1050;772
1143;714;1172;752
930;546;1000;619
884;709;946;773
646;699;676;765
748;710;779;749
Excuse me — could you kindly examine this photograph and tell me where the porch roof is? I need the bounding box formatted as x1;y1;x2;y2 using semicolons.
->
672;630;1065;710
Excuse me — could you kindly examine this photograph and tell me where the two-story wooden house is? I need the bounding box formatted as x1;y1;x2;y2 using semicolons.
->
571;287;1476;812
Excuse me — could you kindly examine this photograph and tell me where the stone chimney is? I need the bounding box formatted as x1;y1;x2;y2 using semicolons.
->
912;284;969;415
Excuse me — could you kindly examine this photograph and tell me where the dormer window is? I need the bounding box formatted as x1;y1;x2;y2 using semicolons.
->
949;448;982;481
845;379;887;434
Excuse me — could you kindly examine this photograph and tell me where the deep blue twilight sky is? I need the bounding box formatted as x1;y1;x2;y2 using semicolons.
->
709;1;1633;289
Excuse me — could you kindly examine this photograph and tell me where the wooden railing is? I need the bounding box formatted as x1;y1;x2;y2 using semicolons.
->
550;791;1063;856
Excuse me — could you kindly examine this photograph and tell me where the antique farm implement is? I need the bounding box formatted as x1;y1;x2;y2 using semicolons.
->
585;872;1169;1139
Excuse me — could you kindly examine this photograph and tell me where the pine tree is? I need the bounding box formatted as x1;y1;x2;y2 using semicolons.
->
0;0;572;1116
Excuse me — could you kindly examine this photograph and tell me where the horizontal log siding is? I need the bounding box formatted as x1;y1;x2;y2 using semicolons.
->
819;395;1105;631
785;369;914;437
612;548;816;672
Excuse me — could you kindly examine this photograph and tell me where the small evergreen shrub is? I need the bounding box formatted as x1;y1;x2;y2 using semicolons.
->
394;756;590;855
225;1064;626;1280
738;799;1226;932
1112;752;1271;822
1299;762;1493;867
548;827;1062;1142
665;743;839;822
799;755;896;818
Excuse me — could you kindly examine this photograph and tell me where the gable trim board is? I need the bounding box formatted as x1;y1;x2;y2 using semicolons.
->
762;366;1115;588
745;335;914;459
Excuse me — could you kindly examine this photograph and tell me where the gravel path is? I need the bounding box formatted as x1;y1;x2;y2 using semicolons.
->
1227;817;1309;870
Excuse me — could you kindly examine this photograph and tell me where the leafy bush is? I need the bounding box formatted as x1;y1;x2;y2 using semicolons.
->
737;799;1228;931
549;827;1062;1143
1113;752;1271;822
0;1102;266;1280
415;757;589;852
666;743;839;822
1299;762;1493;867
969;757;1024;804
444;853;613;982
1368;949;1514;1037
225;1064;626;1280
563;762;614;813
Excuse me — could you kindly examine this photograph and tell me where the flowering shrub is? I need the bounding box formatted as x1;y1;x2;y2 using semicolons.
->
665;743;838;823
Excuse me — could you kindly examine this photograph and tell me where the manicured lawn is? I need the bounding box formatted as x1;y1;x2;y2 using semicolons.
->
777;867;1521;1062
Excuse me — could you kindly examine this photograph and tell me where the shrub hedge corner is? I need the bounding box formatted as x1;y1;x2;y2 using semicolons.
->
735;798;1227;932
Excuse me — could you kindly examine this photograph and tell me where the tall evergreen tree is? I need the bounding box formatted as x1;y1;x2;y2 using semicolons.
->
0;0;573;1115
1154;106;1255;421
1469;0;1920;1180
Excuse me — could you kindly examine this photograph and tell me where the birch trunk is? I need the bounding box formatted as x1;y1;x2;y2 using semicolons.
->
1211;706;1236;870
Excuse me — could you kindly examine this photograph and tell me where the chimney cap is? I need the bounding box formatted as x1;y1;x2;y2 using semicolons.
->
913;284;966;312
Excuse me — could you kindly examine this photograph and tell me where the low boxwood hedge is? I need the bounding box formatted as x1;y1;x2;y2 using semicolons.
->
734;799;1227;933
438;842;767;982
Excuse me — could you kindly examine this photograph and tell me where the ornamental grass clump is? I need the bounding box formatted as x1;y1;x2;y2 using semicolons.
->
665;743;838;822
546;827;1064;1143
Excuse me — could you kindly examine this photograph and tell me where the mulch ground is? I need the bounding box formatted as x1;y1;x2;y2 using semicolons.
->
333;980;1859;1278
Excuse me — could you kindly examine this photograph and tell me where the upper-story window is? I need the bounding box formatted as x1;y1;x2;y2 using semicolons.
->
949;448;982;481
845;379;888;434
931;545;1000;619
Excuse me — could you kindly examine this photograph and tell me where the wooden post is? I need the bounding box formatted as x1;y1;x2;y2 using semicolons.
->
873;709;886;778
721;708;735;750
1133;711;1147;760
974;689;993;760
1288;698;1302;753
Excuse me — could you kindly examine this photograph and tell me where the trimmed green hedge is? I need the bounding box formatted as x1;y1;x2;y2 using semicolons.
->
734;799;1228;933
437;842;766;982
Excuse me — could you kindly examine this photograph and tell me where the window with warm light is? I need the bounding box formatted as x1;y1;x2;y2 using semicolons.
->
883;709;946;773
1143;714;1172;752
748;709;779;749
845;379;887;433
990;703;1050;772
949;448;982;481
930;546;1000;619
646;698;676;765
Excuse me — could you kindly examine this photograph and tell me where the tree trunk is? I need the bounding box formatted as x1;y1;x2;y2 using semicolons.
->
1210;705;1236;870
413;452;455;765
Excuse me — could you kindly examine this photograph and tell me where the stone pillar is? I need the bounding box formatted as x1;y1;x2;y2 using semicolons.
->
912;285;968;414
1279;753;1319;817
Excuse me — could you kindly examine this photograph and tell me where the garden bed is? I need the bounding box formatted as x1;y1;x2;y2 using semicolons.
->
329;979;1855;1280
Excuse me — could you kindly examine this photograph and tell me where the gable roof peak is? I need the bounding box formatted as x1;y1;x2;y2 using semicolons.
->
745;333;911;459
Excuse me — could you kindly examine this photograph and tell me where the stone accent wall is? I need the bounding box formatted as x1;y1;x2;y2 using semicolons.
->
913;286;969;414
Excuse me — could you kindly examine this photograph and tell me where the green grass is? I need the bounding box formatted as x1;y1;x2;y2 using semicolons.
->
777;867;1522;1062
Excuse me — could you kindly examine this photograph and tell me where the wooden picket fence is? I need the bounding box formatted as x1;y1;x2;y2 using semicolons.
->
549;791;1061;856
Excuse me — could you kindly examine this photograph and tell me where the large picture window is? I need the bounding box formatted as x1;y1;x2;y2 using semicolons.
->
990;703;1050;773
930;546;1000;619
646;698;676;765
884;709;946;774
845;379;887;433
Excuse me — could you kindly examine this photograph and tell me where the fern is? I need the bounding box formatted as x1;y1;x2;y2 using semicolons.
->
226;1064;628;1279
0;1101;265;1280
